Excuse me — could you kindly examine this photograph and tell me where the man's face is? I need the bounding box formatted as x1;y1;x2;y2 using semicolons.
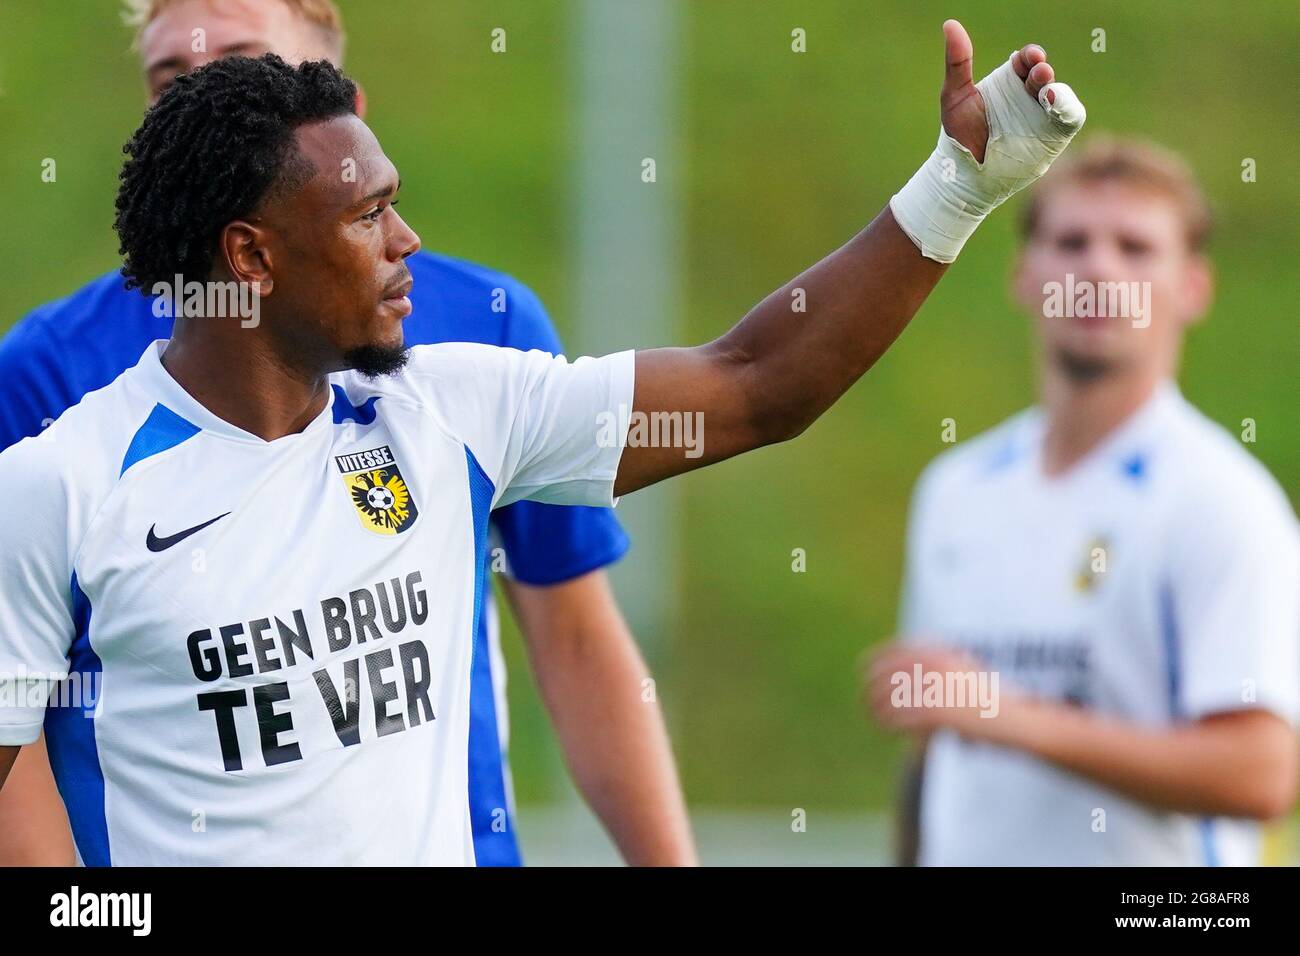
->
252;114;421;375
140;0;330;103
1013;182;1211;382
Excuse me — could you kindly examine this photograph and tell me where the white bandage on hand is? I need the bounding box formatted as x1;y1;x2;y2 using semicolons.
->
889;57;1086;263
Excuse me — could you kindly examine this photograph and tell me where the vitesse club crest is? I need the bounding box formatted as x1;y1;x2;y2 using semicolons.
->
1074;535;1109;593
335;445;418;536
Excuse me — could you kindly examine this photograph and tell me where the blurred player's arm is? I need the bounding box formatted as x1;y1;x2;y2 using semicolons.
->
870;645;1299;821
615;22;1084;498
1000;702;1295;820
505;571;697;866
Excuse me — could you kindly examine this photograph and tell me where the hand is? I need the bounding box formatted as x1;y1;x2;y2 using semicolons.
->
863;640;1013;738
939;19;1059;164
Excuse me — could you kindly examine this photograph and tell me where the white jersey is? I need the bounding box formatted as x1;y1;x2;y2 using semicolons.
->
0;340;633;866
903;382;1300;866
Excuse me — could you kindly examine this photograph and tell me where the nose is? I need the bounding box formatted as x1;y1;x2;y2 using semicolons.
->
1074;237;1126;284
387;206;421;261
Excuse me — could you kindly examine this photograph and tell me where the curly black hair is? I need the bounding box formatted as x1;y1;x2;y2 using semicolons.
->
115;54;357;292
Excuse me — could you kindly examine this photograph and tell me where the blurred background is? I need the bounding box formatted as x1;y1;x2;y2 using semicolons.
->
1;0;1296;863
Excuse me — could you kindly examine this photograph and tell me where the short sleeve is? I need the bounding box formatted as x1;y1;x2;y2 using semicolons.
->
404;343;635;510
0;437;78;745
493;502;629;585
1166;480;1300;724
490;277;630;584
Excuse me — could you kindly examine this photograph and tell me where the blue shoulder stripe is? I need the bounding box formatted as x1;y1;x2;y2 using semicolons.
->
120;404;201;476
331;385;381;425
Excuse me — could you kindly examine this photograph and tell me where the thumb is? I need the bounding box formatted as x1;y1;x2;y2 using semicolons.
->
941;19;974;96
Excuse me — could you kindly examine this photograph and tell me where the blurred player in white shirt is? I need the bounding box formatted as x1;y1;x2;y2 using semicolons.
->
868;138;1300;866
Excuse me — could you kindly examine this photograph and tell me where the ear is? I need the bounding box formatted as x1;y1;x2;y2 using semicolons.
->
219;220;274;297
353;81;368;120
1179;253;1214;328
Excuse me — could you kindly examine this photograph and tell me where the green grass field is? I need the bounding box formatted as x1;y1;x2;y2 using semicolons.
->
1;0;1296;824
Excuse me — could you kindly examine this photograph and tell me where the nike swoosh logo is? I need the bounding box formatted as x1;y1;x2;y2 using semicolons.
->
146;512;231;552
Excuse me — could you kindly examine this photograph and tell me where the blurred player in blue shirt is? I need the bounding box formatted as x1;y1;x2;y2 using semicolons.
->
0;0;695;867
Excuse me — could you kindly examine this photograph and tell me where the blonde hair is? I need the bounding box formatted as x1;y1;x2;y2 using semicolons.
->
1019;136;1213;253
123;0;345;61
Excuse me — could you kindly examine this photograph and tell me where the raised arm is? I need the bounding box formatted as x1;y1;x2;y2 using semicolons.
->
615;21;1084;496
0;747;17;791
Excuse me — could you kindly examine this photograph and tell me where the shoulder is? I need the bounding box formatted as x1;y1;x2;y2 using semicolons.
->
393;341;539;388
1160;396;1298;540
339;342;609;451
4;271;148;348
0;371;153;552
335;342;543;434
0;271;159;389
405;251;560;352
5;367;151;477
406;340;561;380
912;409;1037;509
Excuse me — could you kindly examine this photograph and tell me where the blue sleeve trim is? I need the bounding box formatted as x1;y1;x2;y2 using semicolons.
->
43;574;111;866
510;531;630;586
492;501;630;586
464;445;523;866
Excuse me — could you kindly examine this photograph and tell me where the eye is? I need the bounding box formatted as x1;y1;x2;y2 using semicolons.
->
360;200;399;223
1119;236;1152;258
1055;232;1087;252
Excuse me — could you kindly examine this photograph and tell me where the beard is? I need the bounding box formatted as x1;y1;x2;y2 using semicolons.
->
1055;348;1117;384
343;342;410;378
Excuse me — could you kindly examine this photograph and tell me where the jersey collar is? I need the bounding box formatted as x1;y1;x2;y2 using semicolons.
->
1028;378;1183;484
130;340;336;445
